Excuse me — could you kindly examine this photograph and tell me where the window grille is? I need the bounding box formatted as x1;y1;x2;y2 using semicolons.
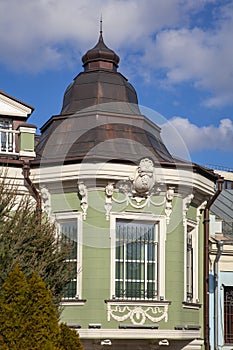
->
186;232;193;301
60;220;78;299
224;286;233;344
115;220;158;300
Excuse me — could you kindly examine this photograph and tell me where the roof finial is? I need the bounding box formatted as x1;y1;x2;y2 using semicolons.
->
100;14;103;35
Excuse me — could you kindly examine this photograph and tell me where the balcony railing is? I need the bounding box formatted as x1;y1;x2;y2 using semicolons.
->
0;128;19;154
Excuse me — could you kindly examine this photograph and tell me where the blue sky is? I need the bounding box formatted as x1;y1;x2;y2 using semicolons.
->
0;0;233;169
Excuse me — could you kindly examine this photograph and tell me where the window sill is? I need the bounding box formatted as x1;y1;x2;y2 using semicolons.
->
182;301;202;309
105;299;171;305
61;299;86;306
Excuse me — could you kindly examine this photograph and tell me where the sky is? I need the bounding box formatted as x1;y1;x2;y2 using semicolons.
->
0;0;233;169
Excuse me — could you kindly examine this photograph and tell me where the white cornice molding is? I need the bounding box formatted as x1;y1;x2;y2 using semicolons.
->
18;126;36;133
19;150;36;157
33;162;215;197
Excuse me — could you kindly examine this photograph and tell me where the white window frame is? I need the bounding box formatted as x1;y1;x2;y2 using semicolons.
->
110;212;166;301
0;119;14;153
183;219;199;303
54;211;83;302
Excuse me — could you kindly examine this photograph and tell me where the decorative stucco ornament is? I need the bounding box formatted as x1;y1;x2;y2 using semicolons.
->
105;182;114;220
131;158;156;196
165;187;175;224
182;194;194;225
104;158;176;219
196;200;207;225
78;182;88;220
106;302;168;325
40;186;51;216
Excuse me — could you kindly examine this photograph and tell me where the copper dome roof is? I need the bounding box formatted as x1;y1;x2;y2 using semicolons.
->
61;33;139;115
35;32;174;166
82;32;120;71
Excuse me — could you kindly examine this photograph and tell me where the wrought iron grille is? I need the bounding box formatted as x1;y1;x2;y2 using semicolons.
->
60;220;78;299
186;233;193;301
115;220;158;300
224;286;233;344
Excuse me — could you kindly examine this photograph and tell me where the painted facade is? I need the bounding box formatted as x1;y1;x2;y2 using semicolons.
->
0;33;221;350
209;170;233;350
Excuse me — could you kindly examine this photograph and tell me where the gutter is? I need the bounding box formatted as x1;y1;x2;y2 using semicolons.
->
203;178;223;350
22;162;42;224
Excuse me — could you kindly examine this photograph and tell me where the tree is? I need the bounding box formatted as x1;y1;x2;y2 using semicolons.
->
0;266;60;350
58;323;83;350
0;174;73;309
0;267;83;350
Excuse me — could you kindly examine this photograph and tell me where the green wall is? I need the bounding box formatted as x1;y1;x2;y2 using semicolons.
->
53;190;203;330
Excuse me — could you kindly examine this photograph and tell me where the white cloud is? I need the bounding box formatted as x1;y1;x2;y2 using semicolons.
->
161;117;233;158
0;0;215;71
142;2;233;107
0;0;232;108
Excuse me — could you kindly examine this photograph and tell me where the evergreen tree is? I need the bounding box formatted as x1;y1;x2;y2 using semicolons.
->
0;267;83;350
58;323;83;350
0;175;73;309
0;267;60;349
0;266;29;349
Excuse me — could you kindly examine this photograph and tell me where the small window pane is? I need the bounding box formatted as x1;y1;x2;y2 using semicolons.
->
64;280;77;299
60;221;77;259
115;262;123;280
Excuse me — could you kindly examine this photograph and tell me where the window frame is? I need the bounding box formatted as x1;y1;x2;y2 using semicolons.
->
224;285;233;344
110;212;166;301
0;119;13;152
54;211;83;302
183;219;199;304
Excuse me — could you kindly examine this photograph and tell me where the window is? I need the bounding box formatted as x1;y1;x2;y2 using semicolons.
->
184;220;198;303
0;120;13;152
56;212;82;301
224;286;233;344
110;213;166;301
186;227;193;301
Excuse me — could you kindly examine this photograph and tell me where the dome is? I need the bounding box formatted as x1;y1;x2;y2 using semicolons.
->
36;31;174;166
82;32;120;71
61;32;139;115
61;70;139;115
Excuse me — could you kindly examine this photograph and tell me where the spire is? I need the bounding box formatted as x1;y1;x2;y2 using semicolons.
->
81;20;120;72
100;14;103;36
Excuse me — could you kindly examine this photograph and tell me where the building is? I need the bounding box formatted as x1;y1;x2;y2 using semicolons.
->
209;169;233;350
0;32;221;350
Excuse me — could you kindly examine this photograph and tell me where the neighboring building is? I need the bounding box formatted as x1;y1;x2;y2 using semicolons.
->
0;89;36;192
209;169;233;350
0;32;220;350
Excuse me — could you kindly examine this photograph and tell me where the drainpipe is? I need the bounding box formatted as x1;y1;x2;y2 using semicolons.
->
22;162;42;224
203;178;223;350
214;240;224;350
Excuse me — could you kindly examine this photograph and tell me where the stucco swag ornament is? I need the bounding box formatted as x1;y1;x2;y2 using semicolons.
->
104;158;174;222
106;302;168;325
